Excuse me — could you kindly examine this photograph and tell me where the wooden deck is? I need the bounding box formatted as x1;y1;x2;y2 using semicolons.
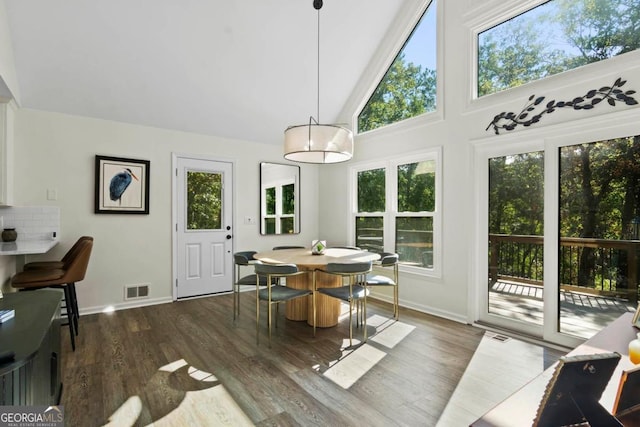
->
489;280;636;339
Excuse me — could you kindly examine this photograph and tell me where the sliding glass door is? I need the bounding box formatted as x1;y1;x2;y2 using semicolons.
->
476;132;640;345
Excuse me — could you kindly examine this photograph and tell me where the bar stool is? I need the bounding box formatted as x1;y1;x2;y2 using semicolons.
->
11;237;93;351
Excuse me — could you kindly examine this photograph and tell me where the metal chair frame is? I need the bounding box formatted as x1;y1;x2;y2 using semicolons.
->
366;252;399;320
255;263;314;347
314;261;373;347
233;251;264;320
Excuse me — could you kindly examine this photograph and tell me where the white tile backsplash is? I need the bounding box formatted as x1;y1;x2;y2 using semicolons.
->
0;206;60;241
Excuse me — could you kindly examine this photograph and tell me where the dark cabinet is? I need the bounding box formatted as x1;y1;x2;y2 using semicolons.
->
0;289;62;405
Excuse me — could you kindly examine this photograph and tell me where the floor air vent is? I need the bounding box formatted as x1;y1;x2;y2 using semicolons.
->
125;284;150;300
487;332;511;343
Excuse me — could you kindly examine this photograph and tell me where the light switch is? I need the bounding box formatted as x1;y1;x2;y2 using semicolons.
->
47;189;58;200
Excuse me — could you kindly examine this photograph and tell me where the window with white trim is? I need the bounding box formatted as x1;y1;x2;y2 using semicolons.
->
357;0;438;133
352;149;441;275
477;0;640;97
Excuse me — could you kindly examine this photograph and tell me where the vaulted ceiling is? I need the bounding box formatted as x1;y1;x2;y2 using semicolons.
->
3;0;412;145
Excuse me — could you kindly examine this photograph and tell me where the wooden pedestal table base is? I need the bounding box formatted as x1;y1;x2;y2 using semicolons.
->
283;270;342;327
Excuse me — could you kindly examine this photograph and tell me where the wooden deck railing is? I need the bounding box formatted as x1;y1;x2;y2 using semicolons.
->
489;234;640;302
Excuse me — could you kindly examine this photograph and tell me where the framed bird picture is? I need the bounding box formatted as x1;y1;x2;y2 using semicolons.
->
95;155;150;214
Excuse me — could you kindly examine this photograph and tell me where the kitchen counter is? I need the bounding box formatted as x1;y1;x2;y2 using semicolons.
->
0;240;58;255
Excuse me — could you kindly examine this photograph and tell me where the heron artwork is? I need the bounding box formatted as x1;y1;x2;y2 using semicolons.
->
109;168;139;205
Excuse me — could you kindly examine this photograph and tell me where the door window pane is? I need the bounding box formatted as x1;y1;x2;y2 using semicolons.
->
397;160;435;212
396;217;433;267
488;152;544;323
559;136;639;338
187;171;222;230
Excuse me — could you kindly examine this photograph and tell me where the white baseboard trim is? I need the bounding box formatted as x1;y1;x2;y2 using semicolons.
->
80;296;173;316
369;293;468;325
79;292;468;326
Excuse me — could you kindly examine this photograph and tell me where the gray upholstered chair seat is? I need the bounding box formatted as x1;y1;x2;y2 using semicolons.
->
364;274;395;286
258;286;311;302
317;284;369;300
238;274;270;286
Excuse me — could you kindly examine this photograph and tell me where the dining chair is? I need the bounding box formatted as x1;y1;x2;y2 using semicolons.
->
233;251;270;320
11;237;94;351
365;252;399;320
255;262;314;347
314;261;373;347
272;246;305;250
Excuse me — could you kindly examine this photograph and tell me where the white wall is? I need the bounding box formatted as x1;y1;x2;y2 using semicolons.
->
13;109;319;313
0;0;20;101
319;0;640;324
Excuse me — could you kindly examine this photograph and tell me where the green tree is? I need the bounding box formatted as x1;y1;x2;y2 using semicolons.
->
397;162;435;212
358;54;436;133
187;172;222;230
357;168;385;212
489;152;544;236
555;0;640;64
478;0;640;96
478;20;567;96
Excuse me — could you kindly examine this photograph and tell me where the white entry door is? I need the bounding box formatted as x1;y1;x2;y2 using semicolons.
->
175;156;233;299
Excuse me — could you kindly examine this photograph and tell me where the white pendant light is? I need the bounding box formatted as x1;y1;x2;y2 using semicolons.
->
283;0;354;164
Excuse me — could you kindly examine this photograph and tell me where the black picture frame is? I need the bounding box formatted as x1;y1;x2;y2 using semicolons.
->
533;352;621;427
95;155;150;214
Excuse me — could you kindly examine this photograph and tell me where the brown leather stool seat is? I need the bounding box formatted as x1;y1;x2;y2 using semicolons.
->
11;237;93;351
12;268;66;284
23;236;91;271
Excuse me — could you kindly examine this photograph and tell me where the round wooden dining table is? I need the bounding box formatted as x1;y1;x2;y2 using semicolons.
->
254;248;380;327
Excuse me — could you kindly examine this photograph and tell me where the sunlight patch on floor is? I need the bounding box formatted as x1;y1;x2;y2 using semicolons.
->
322;343;386;389
103;395;143;427
436;332;550;427
153;385;253;426
368;316;416;349
103;359;252;426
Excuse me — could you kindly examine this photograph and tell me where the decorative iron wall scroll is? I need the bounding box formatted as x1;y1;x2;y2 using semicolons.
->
486;77;638;135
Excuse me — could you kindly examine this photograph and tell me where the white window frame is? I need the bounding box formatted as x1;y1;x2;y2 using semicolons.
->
350;147;442;277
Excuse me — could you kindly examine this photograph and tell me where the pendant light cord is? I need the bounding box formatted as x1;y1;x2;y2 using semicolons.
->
316;5;320;124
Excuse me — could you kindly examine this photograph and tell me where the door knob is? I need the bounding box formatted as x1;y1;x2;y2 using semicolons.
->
226;235;232;239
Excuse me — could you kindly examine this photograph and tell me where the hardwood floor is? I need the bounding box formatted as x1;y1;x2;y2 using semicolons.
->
60;293;558;426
